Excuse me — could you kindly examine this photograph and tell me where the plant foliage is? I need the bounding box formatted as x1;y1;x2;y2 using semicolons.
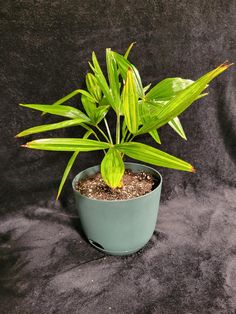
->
16;44;232;198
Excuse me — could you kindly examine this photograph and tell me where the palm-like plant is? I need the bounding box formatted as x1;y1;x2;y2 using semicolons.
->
16;43;232;199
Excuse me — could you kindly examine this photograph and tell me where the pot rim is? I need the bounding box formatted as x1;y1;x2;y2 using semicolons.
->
72;162;162;203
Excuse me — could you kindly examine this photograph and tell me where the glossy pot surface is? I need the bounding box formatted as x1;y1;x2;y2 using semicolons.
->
72;162;162;255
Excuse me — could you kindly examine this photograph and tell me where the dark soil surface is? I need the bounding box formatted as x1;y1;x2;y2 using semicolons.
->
76;169;156;200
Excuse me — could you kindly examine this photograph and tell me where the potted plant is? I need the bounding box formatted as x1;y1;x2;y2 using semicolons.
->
16;44;232;255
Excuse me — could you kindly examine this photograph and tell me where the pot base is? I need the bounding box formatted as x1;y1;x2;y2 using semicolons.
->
89;239;148;256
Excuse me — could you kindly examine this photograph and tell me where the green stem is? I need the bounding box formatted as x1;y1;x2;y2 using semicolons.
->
91;131;102;142
125;132;132;142
122;129;130;143
81;123;103;142
95;125;110;143
116;114;120;144
129;135;135;142
104;118;113;144
81;123;106;155
121;130;127;143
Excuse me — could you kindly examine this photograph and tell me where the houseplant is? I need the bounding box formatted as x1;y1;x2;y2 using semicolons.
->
16;44;232;255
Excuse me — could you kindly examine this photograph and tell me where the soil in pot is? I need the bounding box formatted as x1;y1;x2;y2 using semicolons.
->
75;169;160;200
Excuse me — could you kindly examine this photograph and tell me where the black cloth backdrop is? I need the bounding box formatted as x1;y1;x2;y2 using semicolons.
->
0;1;236;313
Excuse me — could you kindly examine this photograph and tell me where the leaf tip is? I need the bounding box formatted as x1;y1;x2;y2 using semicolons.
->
219;61;234;70
191;166;196;173
21;143;28;148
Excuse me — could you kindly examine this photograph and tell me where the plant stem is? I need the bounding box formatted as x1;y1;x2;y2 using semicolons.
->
81;123;105;143
91;131;102;142
104;118;113;144
95;125;110;143
129;135;135;142
125;132;132;142
121;130;127;143
116;113;120;144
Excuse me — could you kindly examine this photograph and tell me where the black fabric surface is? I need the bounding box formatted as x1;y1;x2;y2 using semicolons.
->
1;188;236;314
0;0;236;313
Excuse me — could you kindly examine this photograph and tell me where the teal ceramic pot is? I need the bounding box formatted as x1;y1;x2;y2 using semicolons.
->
72;162;162;256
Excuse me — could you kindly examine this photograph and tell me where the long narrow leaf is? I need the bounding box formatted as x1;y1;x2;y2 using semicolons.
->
123;68;139;134
53;89;95;105
156;63;231;121
116;142;195;172
143;83;152;93
113;52;144;98
56;130;92;200
81;95;109;125
57;151;79;200
168;117;187;140
86;73;102;102
146;77;194;101
149;130;161;144
101;148;124;188
138;62;232;134
93;105;110;124
124;42;136;59
81;95;97;120
22;138;111;151
78;89;97;102
91;52;114;105
20;104;90;120
106;48;121;112
16;118;87;137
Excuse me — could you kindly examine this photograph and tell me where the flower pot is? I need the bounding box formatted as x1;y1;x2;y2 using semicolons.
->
72;162;162;256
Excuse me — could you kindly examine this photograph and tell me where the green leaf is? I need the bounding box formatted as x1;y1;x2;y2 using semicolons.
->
106;48;121;112
124;42;136;59
143;83;152;93
101;148;124;188
16;118;87;137
81;95;109;125
138;100;162;125
116;142;195;172
52;91;80;106
123;68;139;134
113;51;144;98
93;105;109;124
81;95;97;119
51;89;95;106
139;100;172;133
91;52;114;106
149;129;161;144
23;138;111;151
77;89;96;102
139;100;186;140
56;130;92;200
168;117;187;140
57;151;79;200
196;93;208;100
100;95;110;106
88;61;96;72
86;73;102;102
20;104;90;120
146;77;194;101
138;62;232;134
